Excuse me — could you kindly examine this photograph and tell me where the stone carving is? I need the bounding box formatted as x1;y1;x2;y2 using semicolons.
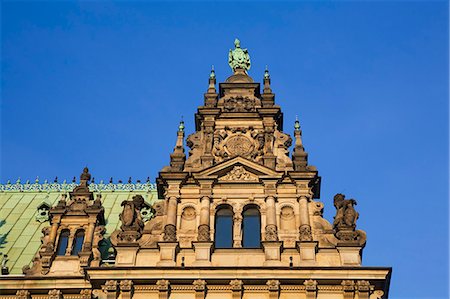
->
102;280;118;293
48;289;62;299
228;39;250;72
273;129;293;171
356;280;371;292
341;280;355;292
140;206;153;222
265;224;278;241
212;127;264;163
91;226;106;267
299;224;313;242
222;166;258;182
280;206;296;230
156;279;170;291
193;279;207;291
197;224;211;241
180;207;196;230
266;280;280;291
80;289;92;299
118;195;145;243
119;280;133;291
16;290;31;299
333;193;362;243
229;279;243;291
223;96;256;112
303;279;318;291
185;131;203;170
370;290;384;299
333;193;359;229
312;201;324;216
163;224;177;242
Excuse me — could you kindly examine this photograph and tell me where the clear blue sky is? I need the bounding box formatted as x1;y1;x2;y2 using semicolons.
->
1;1;448;298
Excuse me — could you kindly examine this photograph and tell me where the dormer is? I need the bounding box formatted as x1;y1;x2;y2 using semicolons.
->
23;168;105;276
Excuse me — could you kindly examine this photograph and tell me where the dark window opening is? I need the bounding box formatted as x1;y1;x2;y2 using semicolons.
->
56;229;70;256
242;205;261;248
72;229;85;255
215;205;234;248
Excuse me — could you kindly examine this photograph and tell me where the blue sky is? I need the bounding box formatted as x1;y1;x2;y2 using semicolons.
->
1;1;448;298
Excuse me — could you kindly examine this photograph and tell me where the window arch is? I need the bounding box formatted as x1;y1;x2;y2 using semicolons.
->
242;205;261;248
56;229;70;256
71;229;85;255
214;205;234;248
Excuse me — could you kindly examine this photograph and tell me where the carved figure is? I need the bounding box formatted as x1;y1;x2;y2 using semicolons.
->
118;195;145;242
228;39;250;72
333;193;359;229
185;131;203;169
273;130;293;170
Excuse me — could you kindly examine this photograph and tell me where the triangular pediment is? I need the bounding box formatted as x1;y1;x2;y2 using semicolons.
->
194;156;281;181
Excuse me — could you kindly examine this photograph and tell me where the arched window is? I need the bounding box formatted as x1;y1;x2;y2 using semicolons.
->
242;205;261;248
215;205;234;248
56;229;70;256
71;229;85;255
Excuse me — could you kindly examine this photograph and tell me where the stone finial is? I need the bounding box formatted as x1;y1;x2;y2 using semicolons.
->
263;65;272;94
80;167;91;185
163;121;186;172
292;117;308;171
207;65;217;94
228;38;251;73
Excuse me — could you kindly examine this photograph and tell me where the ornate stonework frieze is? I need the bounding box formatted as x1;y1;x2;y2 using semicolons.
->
221;166;258;182
0;181;156;193
223;96;256;112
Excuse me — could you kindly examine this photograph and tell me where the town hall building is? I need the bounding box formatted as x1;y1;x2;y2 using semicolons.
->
0;40;391;299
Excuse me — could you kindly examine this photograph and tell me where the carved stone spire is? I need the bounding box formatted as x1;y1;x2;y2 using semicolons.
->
263;66;272;94
204;65;218;107
208;65;216;93
292;117;309;171
165;120;186;171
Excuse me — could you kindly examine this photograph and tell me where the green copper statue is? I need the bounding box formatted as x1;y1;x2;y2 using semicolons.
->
228;38;251;73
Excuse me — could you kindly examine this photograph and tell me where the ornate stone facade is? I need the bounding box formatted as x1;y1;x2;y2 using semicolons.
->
0;40;390;299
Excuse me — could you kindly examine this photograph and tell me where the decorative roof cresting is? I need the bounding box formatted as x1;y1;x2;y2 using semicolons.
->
228;38;251;73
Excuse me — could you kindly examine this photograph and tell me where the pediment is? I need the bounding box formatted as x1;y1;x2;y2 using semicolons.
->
194;156;281;181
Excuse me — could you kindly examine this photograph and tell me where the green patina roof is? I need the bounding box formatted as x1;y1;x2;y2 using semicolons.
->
0;182;159;274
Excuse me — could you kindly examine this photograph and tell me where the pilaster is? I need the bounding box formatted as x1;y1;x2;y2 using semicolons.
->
303;279;318;299
230;279;243;299
156;280;170;299
266;280;280;299
102;280;118;299
119;280;133;299
193;279;207;299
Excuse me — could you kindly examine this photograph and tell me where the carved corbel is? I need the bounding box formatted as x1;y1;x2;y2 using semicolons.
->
356;280;372;299
119;280;133;299
230;279;243;299
156;279;170;299
102;280;118;299
193;279;207;299
80;289;92;299
48;290;62;299
266;280;280;299
341;280;355;299
303;279;318;299
16;290;31;299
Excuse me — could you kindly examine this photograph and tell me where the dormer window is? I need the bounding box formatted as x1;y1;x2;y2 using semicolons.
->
72;230;85;255
56;229;70;256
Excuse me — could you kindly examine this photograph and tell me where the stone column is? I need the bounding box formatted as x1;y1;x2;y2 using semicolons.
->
298;195;312;241
304;280;318;299
102;280;118;299
198;196;211;241
48;218;60;250
265;196;278;241
164;196;178;241
119;280;133;299
156;280;170;299
65;229;76;255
